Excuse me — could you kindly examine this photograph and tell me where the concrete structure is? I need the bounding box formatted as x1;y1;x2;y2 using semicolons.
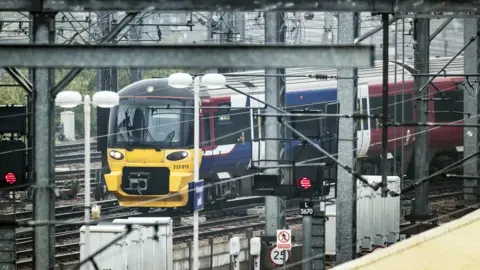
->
331;208;480;270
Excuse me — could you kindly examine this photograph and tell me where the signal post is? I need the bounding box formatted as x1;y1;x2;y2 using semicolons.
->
297;177;314;270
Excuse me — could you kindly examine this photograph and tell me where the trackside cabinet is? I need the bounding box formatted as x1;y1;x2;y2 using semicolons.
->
79;225;129;270
113;217;173;270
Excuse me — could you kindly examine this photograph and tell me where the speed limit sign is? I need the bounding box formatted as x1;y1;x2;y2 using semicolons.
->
269;247;290;266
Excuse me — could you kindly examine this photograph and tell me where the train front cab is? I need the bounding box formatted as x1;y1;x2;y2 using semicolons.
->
102;80;201;209
104;148;202;208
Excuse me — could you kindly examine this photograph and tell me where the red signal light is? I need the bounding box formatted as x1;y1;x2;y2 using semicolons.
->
4;173;16;185
297;177;312;190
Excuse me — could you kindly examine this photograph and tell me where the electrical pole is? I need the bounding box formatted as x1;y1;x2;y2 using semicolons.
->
264;11;287;237
47;12;56;268
412;16;430;219
235;12;246;43
97;12;117;92
96;12;117;190
381;13;389;197
463;17;479;205
33;11;56;270
336;12;359;264
312;210;326;270
218;12;235;73
302;198;313;270
129;18;142;82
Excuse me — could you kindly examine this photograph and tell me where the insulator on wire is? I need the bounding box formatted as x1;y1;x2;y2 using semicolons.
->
156;26;162;41
313;74;329;80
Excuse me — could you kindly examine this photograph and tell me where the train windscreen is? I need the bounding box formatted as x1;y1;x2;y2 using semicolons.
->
109;99;194;149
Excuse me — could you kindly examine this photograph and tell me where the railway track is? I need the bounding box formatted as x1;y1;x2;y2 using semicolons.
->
14;187;462;268
14;197;277;249
55;152;102;165
55;142;98;155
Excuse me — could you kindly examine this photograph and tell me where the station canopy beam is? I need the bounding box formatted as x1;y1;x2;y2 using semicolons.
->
0;0;479;12
0;44;374;68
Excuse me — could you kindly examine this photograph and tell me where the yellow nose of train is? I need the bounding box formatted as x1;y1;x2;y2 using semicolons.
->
104;148;202;208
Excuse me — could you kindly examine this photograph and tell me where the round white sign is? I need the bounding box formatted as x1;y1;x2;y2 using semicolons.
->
269;247;290;266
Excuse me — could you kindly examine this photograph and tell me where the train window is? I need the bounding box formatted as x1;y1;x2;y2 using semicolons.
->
325;102;339;135
433;84;464;122
214;108;251;145
369;96;382;129
392;94;413;123
369;94;413;129
202;113;211;146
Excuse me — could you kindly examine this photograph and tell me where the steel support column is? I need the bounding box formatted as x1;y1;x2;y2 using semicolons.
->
129;17;142;83
413;17;430;217
97;12;117;92
218;12;235;73
264;11;286;237
463;18;479;205
96;11;115;186
335;12;359;264
47;12;56;268
381;13;389;197
32;12;56;270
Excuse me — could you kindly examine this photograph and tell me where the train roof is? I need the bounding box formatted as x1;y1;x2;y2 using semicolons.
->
202;56;465;98
118;78;194;99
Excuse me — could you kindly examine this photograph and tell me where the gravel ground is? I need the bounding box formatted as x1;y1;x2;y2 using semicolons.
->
400;198;457;224
55;162;102;170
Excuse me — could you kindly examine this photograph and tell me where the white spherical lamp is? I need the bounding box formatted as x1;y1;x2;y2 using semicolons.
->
55;91;82;108
93;91;120;108
168;73;193;89
201;73;226;89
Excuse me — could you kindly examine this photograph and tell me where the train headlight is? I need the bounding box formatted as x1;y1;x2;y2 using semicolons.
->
166;151;189;161
109;150;124;160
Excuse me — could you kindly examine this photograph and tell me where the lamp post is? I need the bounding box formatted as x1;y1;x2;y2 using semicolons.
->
168;72;226;270
55;90;119;266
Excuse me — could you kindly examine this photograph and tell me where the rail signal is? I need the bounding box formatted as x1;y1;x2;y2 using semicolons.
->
4;173;16;185
0;141;27;190
296;176;314;197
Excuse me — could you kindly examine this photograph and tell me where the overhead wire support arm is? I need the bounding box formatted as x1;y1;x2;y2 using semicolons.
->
213;73;356;80
429;15;456;42
413;73;480;77
418;28;480;93
3;67;33;93
445;174;480;180
400;148;480;195
353;16;398;44
50;12;139;96
257;112;377;120
389;121;480;128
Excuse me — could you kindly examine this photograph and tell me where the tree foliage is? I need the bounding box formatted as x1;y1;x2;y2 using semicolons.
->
0;67;192;139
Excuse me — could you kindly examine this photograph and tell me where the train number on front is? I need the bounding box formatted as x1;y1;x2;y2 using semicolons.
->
173;164;189;169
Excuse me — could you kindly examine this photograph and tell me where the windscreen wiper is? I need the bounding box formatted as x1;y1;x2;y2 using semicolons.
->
144;128;162;152
117;130;133;151
164;130;176;147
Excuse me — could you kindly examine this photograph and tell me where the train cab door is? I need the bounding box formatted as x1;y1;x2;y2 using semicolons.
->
249;108;265;169
200;110;214;173
357;84;371;158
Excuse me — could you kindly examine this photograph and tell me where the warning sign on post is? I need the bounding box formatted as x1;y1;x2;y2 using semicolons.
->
276;229;292;250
